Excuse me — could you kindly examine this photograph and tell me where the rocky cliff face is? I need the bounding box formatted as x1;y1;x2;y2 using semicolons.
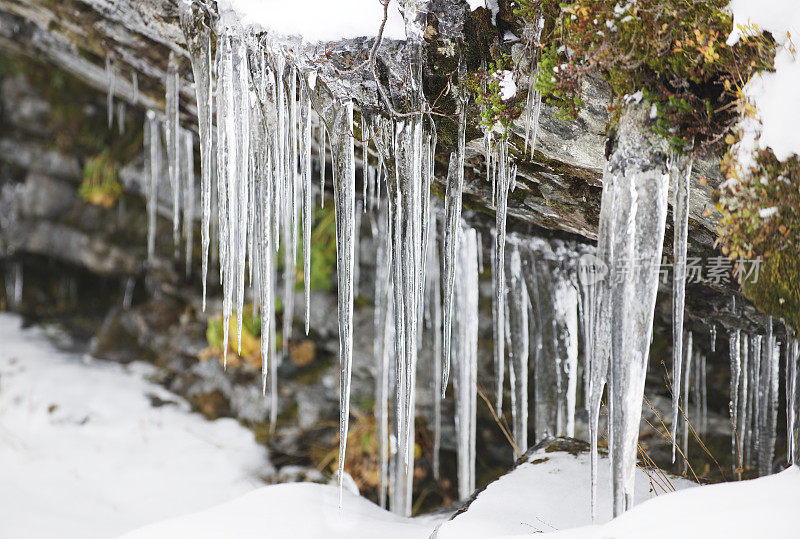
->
0;0;771;333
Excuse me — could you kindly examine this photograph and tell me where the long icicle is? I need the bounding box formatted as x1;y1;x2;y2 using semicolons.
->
492;138;512;415
329;100;356;508
441;56;467;395
300;73;314;335
166;52;182;256
454;226;479;500
669;152;692;463
180;1;214;309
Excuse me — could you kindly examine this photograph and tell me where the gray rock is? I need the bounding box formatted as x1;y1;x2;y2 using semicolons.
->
5;220;140;275
18;173;76;220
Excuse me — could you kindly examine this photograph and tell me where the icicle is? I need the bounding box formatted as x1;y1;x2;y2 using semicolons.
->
669;151;692;463
700;353;708;435
730;329;741;472
106;56;115;129
737;332;749;479
280;66;299;356
710;324;717;352
523;16;544;159
145;110;161;262
681;331;694;475
300;74;313;335
319;122;327;207
759;319;778;476
117;102;126;135
214;25;250;364
7;261;22;308
328;100;356;508
587;161;618;523
492;138;513;415
180;0;214;310
182;129;195;276
441;56;468;395
424;213;443;479
600;103;671;517
371;201;392;507
476;231;484;273
132;72;139;105
556;276;579;437
453;226;479;500
166;52;182;255
507;247;529;453
353;202;362;299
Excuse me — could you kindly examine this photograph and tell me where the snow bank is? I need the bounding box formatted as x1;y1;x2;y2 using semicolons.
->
118;482;436;539
0;313;269;539
435;441;696;537
727;0;800;161
540;467;800;539
217;0;408;42
743;46;800;162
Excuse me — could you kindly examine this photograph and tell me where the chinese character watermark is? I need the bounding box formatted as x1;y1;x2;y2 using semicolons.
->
578;254;762;286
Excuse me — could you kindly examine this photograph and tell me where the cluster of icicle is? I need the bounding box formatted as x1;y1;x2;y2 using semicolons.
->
142;51;197;277
137;0;800;525
729;319;800;478
169;0;497;515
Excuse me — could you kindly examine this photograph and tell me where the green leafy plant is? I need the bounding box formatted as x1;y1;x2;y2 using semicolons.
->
79;150;122;208
532;0;775;151
476;55;524;137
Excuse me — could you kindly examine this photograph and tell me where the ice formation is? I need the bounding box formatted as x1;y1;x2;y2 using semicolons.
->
157;0;800;523
669;152;692;463
591;103;670;517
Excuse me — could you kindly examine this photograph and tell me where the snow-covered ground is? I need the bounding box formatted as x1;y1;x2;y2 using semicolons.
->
0;315;796;538
544;467;800;539
119;444;800;539
119;482;438;539
435;442;696;537
0;313;270;539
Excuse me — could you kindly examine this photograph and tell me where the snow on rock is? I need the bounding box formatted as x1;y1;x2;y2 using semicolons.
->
497;70;517;100
543;467;800;539
727;0;800;161
216;0;408;42
434;438;696;537
118;482;439;539
0;313;270;539
727;0;800;46
743;46;800;162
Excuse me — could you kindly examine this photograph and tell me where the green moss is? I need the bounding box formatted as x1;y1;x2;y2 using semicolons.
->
80;150;122;208
476;54;523;136
741;243;800;333
530;0;775;152
716;148;800;331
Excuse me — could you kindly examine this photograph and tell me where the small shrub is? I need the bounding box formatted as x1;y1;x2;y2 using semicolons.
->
80;150;122;208
530;0;775;152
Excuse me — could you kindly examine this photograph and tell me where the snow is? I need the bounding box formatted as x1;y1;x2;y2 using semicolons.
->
727;0;800;161
435;442;696;537
743;47;800;162
217;0;408;42
541;467;800;539
0;313;269;539
97;438;800;539
726;0;800;46
759;206;779;218
497;70;517;100
119;483;437;539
